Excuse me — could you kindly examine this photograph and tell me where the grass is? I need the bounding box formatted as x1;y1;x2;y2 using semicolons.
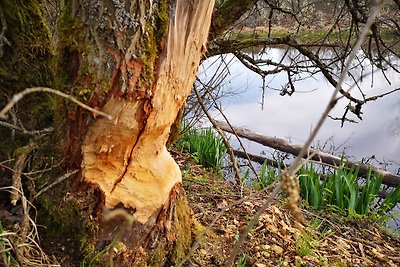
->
298;164;400;216
252;160;400;217
176;127;227;173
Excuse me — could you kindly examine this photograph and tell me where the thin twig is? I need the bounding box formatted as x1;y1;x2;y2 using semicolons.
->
0;87;113;121
177;183;276;267
196;77;259;180
33;170;78;200
223;2;388;266
0;120;54;136
193;85;241;183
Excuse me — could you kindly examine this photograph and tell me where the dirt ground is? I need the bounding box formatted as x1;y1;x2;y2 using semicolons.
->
172;149;400;267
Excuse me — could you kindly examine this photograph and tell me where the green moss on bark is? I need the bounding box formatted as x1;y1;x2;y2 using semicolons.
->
0;0;54;90
36;185;99;262
0;0;55;164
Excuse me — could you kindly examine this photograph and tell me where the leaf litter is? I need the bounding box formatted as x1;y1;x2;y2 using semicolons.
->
172;149;400;267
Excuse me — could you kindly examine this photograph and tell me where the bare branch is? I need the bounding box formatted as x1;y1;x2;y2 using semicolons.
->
33;170;78;200
0;87;113;121
193;85;242;183
224;1;389;265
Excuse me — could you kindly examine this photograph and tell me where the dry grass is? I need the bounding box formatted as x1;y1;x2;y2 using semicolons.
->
173;150;400;267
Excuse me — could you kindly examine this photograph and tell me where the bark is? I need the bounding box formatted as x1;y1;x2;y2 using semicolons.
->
1;0;215;265
215;120;400;188
209;0;258;41
55;0;215;264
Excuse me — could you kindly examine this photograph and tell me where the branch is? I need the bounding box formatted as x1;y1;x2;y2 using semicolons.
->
0;3;11;58
193;85;241;183
0;87;113;121
224;1;389;265
0;121;53;136
209;0;258;41
208;36;291;56
33;170;78;200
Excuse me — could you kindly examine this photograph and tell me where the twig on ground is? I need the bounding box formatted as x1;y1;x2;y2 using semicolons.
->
0;87;113;121
223;1;389;266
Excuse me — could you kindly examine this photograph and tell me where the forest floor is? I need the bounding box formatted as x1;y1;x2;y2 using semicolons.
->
171;149;400;267
1;149;400;266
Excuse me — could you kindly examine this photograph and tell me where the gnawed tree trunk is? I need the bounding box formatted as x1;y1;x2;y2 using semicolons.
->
54;0;215;264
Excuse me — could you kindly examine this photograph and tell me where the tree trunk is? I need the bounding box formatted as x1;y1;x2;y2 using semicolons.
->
1;0;215;265
58;0;215;264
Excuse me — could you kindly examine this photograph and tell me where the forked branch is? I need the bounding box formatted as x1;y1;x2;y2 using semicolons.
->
224;1;389;266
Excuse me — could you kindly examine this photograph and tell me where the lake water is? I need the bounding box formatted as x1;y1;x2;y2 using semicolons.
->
199;48;400;173
198;47;400;230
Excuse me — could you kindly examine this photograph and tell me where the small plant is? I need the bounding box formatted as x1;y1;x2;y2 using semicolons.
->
81;239;117;267
253;159;282;190
176;127;227;173
236;253;248;267
298;164;400;216
0;221;17;266
379;186;400;214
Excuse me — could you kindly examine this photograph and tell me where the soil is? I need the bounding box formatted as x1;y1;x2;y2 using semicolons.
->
1;149;400;266
172;149;400;267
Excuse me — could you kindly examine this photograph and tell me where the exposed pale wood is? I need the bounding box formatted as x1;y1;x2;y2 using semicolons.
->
216;120;400;188
82;1;215;223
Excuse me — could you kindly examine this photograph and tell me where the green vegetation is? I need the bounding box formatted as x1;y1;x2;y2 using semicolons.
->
226;27;399;45
176;127;227;173
252;161;400;217
298;164;400;216
0;220;14;266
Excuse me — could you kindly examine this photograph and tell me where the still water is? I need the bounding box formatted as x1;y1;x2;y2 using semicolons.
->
200;48;400;173
199;48;400;230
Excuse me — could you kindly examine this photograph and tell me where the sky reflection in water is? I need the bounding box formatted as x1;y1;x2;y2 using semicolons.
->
200;48;400;172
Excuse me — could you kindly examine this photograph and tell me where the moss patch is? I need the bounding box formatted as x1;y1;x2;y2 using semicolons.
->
36;184;99;263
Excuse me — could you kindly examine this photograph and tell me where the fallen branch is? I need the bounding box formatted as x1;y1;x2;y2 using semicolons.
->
234;149;396;200
10;142;36;206
216;121;400;188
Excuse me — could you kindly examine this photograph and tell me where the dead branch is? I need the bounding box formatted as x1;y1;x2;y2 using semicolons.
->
33;170;78;200
0;120;54;136
193;85;241;183
224;2;389;265
0;87;113;121
10;142;36;206
216;120;400;188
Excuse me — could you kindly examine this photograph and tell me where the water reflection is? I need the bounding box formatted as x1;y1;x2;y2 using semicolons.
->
200;49;400;172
